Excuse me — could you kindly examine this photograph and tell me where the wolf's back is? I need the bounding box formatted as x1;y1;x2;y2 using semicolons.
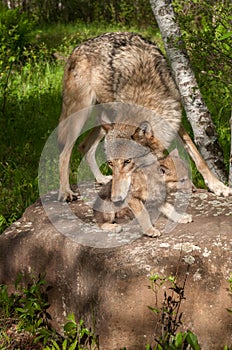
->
59;32;181;148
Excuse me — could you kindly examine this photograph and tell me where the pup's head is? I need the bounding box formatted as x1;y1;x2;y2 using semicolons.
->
103;121;158;203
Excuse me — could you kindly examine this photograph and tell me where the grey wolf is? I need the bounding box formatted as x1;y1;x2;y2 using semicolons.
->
58;32;232;201
93;121;192;237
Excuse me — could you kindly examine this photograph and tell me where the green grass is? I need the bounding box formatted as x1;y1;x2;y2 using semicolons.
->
0;59;64;232
36;20;163;50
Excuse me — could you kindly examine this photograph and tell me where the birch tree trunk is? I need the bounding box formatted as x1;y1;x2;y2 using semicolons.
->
150;0;227;182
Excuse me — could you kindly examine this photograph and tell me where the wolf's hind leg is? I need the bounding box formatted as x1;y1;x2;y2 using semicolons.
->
179;126;232;197
159;202;192;223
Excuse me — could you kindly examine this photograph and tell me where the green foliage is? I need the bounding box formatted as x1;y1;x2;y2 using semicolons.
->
0;6;63;234
0;5;35;113
147;272;201;350
0;5;35;58
226;274;232;315
0;274;51;330
42;313;99;350
173;0;232;170
0;274;99;349
0;274;52;348
228;274;232;293
146;330;200;350
1;0;156;28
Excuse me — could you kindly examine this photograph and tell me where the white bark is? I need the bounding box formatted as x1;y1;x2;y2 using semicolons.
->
150;0;227;182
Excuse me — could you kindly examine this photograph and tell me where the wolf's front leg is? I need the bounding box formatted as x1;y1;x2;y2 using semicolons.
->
59;146;79;201
78;126;111;185
127;198;161;237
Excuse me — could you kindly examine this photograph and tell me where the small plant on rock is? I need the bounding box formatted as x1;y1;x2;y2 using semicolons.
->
146;267;200;350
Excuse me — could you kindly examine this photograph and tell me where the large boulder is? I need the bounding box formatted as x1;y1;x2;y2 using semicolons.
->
0;188;232;350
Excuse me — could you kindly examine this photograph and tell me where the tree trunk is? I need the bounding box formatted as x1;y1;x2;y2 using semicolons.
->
150;0;227;182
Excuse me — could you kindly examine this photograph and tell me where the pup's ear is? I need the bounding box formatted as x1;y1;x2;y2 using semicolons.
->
160;164;171;175
101;113;114;131
132;121;153;140
169;148;180;158
102;122;114;131
100;112;114;132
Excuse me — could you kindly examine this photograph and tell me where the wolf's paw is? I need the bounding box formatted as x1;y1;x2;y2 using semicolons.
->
208;179;232;197
178;213;193;224
58;188;79;202
144;226;161;238
100;222;122;233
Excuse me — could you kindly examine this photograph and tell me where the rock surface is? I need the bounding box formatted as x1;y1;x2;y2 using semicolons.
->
0;187;232;350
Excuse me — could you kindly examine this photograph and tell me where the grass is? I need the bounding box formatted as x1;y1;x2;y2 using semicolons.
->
0;59;64;232
36;20;163;50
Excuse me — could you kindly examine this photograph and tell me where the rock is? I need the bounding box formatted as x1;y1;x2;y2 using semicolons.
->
0;187;232;350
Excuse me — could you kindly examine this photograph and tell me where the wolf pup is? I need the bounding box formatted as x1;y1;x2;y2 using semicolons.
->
58;32;232;201
93;121;192;237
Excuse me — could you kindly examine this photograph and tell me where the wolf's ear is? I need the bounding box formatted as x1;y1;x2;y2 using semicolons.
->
139;121;153;135
132;121;153;140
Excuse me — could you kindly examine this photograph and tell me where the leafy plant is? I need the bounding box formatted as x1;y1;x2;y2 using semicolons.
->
226;274;232;315
0;5;36;114
42;313;99;350
0;274;99;349
146;270;201;350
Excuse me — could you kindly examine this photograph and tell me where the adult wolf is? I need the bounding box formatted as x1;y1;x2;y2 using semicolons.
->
58;32;231;201
93;120;193;237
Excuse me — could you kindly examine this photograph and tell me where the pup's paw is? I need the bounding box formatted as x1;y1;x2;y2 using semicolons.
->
100;223;122;233
144;226;161;238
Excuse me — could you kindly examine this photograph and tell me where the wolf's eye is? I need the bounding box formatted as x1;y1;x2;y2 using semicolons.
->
124;159;131;165
107;160;113;167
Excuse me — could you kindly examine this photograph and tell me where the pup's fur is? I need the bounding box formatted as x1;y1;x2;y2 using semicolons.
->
58;32;232;201
93;121;192;237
